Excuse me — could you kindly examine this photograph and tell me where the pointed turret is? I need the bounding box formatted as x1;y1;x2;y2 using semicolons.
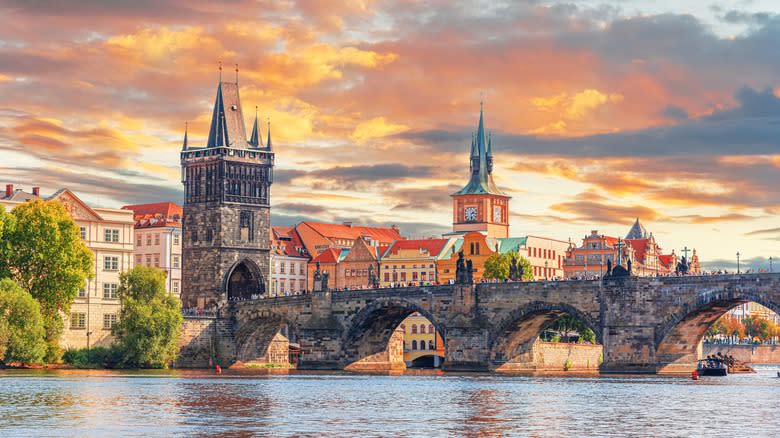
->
206;81;248;148
182;122;189;151
626;218;649;239
249;106;261;148
453;103;506;196
486;131;493;174
266;118;273;151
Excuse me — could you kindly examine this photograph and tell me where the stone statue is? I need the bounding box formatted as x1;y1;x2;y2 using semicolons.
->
676;256;689;275
321;271;329;291
466;259;474;284
455;250;466;284
509;255;518;281
516;259;524;281
368;264;378;288
627;258;632;274
606;259;612;277
314;261;322;282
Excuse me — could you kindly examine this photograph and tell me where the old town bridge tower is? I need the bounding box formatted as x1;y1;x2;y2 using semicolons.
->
180;77;274;308
451;103;510;239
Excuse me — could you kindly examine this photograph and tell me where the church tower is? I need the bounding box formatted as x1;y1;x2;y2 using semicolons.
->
450;104;510;239
180;75;274;308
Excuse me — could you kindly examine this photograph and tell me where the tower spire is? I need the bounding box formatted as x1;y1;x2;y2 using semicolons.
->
452;102;506;197
266;117;272;151
235;63;239;84
250;106;261;148
182;121;188;151
218;60;222;82
486;130;493;174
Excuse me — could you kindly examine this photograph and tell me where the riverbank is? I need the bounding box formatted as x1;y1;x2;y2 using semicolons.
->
703;344;780;364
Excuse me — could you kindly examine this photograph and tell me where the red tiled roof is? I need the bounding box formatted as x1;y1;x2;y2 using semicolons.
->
300;221;403;243
312;247;340;264
122;202;182;228
384;238;449;257
272;226;293;239
625;239;649;263
659;254;674;269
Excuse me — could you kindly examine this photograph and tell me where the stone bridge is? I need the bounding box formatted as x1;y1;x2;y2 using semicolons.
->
183;273;780;374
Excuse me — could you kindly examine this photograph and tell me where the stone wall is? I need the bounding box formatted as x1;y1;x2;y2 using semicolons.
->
703;344;780;364
494;340;602;373
175;317;236;368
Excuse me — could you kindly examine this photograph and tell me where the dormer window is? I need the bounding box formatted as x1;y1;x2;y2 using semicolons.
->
231;105;237;111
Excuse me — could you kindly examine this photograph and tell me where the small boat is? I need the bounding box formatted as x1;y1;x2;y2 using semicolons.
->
696;359;728;376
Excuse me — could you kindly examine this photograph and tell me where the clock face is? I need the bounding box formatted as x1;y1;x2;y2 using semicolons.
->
493;206;502;223
464;206;478;222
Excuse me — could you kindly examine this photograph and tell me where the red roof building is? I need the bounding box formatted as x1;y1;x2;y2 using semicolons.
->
270;226;309;296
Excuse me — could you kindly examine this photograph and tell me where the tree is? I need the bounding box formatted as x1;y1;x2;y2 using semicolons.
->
0;200;93;361
0;279;47;364
113;267;183;368
482;251;534;281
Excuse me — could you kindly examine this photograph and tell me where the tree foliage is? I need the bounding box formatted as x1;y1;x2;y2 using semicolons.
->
0;200;94;319
113;267;183;368
541;314;597;344
482;251;534;281
0;279;47;364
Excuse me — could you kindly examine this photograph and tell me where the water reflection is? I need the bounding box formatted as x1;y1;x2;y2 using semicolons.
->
1;369;779;437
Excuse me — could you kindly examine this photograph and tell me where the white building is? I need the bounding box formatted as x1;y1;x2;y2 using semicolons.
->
122;202;183;297
1;185;135;350
270;227;309;296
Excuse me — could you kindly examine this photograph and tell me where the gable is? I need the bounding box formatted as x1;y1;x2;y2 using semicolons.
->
49;189;102;221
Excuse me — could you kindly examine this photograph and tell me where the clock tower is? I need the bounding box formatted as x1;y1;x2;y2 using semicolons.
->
451;103;510;239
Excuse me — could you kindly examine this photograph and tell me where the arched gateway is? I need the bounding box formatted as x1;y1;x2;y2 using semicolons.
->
224;259;265;300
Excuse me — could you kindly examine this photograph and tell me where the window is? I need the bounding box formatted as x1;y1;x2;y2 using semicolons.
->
419;324;425;334
154;234;160;245
103;314;117;330
299;264;305;275
384;273;390;282
135;255;142;265
412;272;418;281
137;235;142;246
173;255;180;269
78;287;86;298
145;254;152;266
104;228;120;242
191;230;198;242
429;340;435;350
280;262;286;274
400;272;407;282
172;281;179;294
411;340;418;350
103;256;119;271
147;235;152;245
173;234;180;245
411;324;417;334
206;229;213;241
70;312;86;329
428;324;434;333
299;280;305;291
346;269;351;277
103;283;118;299
419;342;426;351
153;254;160;267
80;226;87;240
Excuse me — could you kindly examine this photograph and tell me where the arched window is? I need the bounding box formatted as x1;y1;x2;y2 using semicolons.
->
411;340;417;350
428;324;434;334
429;340;435;350
411;324;417;334
419;324;425;334
419;342;426;350
400;324;405;331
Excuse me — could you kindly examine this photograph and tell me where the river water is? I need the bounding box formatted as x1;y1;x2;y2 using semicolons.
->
1;368;779;437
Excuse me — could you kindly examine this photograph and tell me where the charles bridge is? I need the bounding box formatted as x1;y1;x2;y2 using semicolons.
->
178;273;780;374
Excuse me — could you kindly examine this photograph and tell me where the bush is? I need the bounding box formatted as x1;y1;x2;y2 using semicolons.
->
62;346;120;368
0;278;47;364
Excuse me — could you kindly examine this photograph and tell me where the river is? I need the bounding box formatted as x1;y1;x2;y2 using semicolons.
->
1;368;779;437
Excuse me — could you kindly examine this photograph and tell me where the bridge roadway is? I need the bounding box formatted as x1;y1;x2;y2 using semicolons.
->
191;273;780;374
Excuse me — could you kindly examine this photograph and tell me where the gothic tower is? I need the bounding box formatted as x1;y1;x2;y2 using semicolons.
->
180;77;274;308
450;103;510;239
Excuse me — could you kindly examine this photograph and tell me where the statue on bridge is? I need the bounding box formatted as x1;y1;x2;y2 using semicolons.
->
455;250;466;284
368;264;379;288
627;258;632;274
676;256;689;275
313;261;323;292
466;259;474;284
606;259;612;277
321;271;330;291
509;255;518;281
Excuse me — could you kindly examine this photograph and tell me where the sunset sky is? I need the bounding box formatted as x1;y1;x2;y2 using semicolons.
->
1;0;779;269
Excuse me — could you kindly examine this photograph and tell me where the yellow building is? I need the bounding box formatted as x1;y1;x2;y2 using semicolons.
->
379;238;456;287
399;312;445;367
2;185;135;349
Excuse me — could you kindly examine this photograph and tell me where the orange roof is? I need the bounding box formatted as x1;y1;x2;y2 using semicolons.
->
122;202;182;228
384;238;449;257
625;239;649;263
272;226;293;239
299;221;403;244
312;247;340;264
659;254;674;269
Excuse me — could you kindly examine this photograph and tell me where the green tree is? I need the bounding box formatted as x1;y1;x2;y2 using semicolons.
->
0;279;47;364
113;267;183;368
0;200;93;361
482;251;534;281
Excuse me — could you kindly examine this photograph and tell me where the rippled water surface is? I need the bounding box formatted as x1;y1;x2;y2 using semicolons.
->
1;368;779;437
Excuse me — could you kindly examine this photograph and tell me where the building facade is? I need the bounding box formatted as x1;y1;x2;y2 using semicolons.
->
1;185;134;349
122;202;183;297
180;78;275;308
379;238;453;287
399;312;445;367
270;227;309;296
450;104;510;239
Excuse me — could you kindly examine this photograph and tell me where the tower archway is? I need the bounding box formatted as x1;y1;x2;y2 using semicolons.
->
224;259;265;300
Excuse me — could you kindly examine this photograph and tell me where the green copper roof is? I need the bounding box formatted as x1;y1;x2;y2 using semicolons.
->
453;104;508;196
497;237;528;254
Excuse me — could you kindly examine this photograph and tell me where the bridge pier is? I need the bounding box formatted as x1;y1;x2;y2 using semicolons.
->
441;326;491;371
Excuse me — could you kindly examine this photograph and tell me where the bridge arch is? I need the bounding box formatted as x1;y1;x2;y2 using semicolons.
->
654;284;780;373
233;309;299;366
222;259;265;300
340;297;446;371
488;301;602;371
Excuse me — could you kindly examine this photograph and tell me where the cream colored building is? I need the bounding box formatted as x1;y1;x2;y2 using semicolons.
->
122;202;183;297
1;185;135;350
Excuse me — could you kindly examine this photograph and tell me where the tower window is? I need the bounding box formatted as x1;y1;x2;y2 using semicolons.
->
239;211;254;241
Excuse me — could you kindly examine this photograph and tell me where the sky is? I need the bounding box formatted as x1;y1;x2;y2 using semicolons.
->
1;0;779;270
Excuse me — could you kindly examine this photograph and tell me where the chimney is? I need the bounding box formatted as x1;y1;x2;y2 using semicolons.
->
5;184;12;198
342;221;352;227
32;187;40;197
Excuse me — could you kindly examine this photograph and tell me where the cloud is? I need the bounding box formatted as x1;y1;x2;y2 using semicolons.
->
273;202;328;215
550;200;661;225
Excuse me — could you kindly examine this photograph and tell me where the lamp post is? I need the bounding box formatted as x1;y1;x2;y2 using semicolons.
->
736;252;741;274
86;331;93;362
545;260;548;281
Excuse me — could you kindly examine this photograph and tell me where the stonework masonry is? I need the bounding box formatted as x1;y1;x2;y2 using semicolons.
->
175;273;780;374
